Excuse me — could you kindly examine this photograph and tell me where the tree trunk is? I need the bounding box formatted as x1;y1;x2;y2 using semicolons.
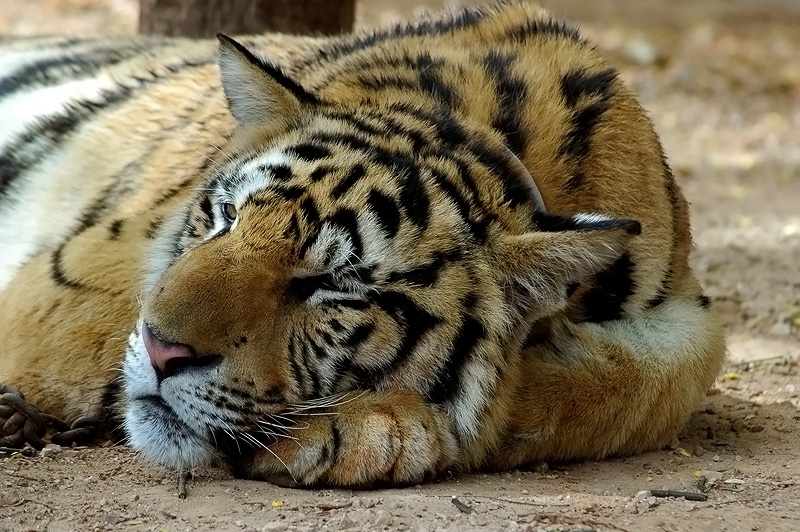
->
139;0;355;37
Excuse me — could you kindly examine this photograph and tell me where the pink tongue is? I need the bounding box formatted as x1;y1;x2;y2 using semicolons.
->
142;324;192;374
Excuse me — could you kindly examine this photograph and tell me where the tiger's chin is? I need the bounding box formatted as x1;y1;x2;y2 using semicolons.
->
124;395;218;470
122;329;220;470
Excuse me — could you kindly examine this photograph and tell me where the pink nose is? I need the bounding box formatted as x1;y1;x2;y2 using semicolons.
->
142;323;193;379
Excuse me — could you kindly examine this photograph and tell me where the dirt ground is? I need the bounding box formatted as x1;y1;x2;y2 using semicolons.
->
1;0;800;531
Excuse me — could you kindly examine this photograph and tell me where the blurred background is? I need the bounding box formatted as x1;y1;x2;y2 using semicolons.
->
0;0;798;359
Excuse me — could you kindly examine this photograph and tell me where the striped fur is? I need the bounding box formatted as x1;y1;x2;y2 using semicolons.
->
0;1;724;487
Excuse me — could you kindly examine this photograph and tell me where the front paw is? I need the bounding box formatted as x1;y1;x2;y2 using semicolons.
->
0;383;47;448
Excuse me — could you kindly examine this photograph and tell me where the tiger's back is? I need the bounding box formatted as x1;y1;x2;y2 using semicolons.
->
0;1;724;486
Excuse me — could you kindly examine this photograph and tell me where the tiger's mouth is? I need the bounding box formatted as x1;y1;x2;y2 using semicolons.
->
122;325;296;470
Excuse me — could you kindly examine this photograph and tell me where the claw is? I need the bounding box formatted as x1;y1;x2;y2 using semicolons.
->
0;381;102;450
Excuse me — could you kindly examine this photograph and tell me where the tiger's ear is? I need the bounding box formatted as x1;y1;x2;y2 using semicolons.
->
493;213;641;317
217;34;318;130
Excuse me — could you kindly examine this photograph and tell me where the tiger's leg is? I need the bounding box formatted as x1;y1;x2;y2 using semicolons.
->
0;212;165;447
232;389;461;488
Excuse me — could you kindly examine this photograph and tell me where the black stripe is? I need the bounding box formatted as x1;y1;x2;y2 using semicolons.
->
484;51;528;158
310;131;372;153
330;420;342;467
289;274;337;300
263;164;293;181
331;163;366;200
396;161;430;229
560;68;617;108
310;5;487;67
698;294;711;309
1;60;208;199
328;208;363;260
387;254;448;288
288;334;309;395
331;298;371;311
427;317;486;404
310;165;333;181
503;18;582;44
369;291;441;367
299;196;320;228
366;189;401;238
51;243;83;289
273;185;305;201
356;74;419;93
108;219;124;239
298;340;322;397
286;143;331;161
413;53;460;109
559;69;617;190
351;290;442;389
143;218;163;239
0;42;161;97
309;339;328;359
580;253;636;322
340;322;375;349
199;195;214;221
428;167;471;225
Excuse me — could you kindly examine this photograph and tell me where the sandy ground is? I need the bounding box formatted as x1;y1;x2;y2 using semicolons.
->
1;0;800;531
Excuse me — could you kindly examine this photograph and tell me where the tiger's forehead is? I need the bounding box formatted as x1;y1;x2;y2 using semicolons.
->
207;113;437;226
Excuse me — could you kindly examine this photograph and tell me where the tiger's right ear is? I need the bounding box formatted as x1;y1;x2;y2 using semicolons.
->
217;34;318;130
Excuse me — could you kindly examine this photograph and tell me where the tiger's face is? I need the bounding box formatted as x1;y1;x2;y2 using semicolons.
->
122;35;639;473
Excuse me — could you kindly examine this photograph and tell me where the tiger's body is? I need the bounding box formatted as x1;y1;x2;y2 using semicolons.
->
0;1;724;487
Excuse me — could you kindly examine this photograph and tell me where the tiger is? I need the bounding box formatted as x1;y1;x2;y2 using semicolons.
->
0;0;725;488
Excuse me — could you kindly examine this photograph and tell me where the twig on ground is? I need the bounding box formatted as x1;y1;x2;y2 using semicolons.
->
451;496;474;514
650;489;708;502
177;469;188;499
472;495;571;507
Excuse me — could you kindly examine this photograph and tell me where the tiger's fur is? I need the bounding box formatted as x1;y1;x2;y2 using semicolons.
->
0;1;724;487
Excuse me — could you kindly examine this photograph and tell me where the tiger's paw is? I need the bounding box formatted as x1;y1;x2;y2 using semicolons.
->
0;383;102;450
231;391;455;488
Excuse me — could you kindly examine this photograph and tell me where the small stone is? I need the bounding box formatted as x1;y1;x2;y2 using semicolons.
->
724;478;745;485
374;510;392;528
731;419;745;433
645;496;659;508
339;516;357;530
770;321;792;337
0;491;20;506
532;462;549;474
105;512;122;526
261;523;289;532
235;520;244;527
713;455;721;462
622;38;661;66
634;490;652;500
625;501;639;514
700;470;723;480
748;424;765;432
521;489;529;495
469;514;489;527
40;443;63;458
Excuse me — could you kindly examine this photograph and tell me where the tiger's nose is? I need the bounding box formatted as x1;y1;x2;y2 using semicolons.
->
142;323;194;381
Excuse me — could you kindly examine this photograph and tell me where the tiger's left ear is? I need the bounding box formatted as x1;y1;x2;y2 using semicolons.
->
492;212;641;317
217;34;318;130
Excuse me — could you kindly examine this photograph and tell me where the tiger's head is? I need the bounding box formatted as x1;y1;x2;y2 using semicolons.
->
122;36;640;472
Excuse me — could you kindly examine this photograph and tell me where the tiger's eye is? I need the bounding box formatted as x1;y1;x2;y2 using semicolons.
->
222;202;238;223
